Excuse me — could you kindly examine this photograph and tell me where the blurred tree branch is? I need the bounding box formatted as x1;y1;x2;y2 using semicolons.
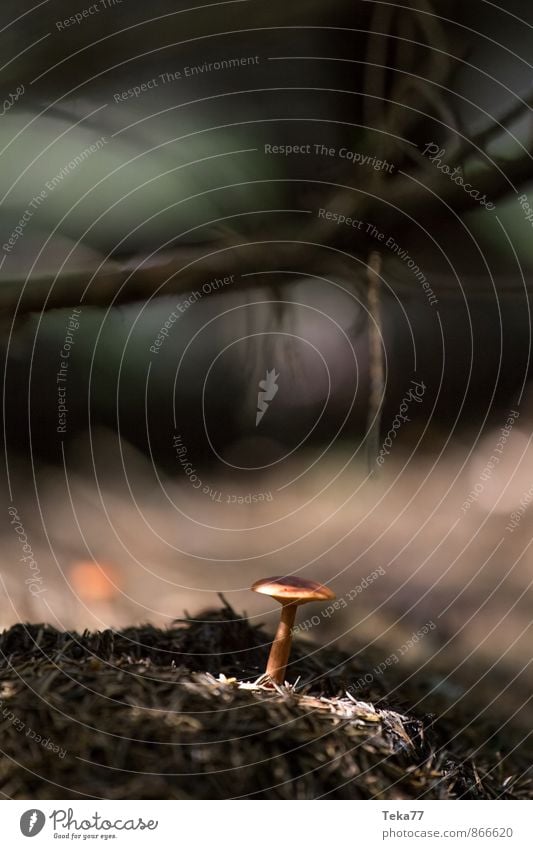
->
2;0;533;320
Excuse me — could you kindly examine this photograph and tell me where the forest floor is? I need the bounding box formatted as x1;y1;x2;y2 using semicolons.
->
0;601;531;800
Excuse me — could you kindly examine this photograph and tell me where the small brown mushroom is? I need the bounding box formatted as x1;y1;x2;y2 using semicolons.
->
252;575;335;684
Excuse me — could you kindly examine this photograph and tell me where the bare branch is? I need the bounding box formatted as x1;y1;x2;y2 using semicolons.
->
0;240;324;318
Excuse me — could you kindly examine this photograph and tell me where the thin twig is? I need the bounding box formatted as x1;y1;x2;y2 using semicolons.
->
366;251;384;475
451;90;533;165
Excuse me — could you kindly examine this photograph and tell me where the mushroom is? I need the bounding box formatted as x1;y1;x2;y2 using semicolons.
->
252;575;335;684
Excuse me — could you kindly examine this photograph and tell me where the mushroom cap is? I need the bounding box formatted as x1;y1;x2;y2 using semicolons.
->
251;575;335;604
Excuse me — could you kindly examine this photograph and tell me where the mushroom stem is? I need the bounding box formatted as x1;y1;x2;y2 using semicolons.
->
266;602;298;684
